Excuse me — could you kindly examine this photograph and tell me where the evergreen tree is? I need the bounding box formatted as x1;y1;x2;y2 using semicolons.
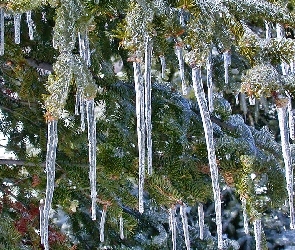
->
0;0;295;249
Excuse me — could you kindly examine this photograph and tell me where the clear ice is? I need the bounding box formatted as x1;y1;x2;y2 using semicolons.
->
144;35;153;175
119;215;124;240
133;61;146;214
207;53;214;112
287;94;295;140
41;120;58;250
223;50;231;84
159;55;166;79
277;106;295;229
14;13;21;44
265;20;271;40
86;99;97;221
0;8;4;56
78;31;91;67
176;45;187;95
276;24;288;75
180;203;190;250
192;67;223;249
169;207;177;250
241;197;249;235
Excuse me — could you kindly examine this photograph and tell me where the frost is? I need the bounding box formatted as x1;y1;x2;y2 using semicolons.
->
133;62;146;213
0;8;4;56
169;207;177;250
100;208;107;242
277;105;295;229
176;45;187;95
14;13;21;44
144;35;153;175
41;120;58;250
180;203;190;249
86;99;97;220
198;203;204;240
26;11;34;40
192;67;222;249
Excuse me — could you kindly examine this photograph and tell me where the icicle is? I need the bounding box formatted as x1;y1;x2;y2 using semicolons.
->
84;31;91;67
241;197;249;235
100;208;107;242
253;218;262;250
26;11;34;40
276;24;288;75
277;104;295;229
207;53;214;113
240;93;248;119
235;93;240;105
198;203;204;240
179;8;185;27
260;95;269;112
286;93;295;140
180;203;190;250
39;199;44;244
0;8;4;56
144;35;153;175
168;207;177;250
78;30;91;67
42;120;58;250
223;50;231;84
192;66;223;249
249;96;255;106
14;13;21;44
119;215;124;240
133;61;146;213
159;55;166;79
176;45;187;95
265;20;271;40
75;91;80;115
86;99;97;220
80;94;85;132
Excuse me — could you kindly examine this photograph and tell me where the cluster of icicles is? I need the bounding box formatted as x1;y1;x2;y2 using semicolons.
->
2;7;295;250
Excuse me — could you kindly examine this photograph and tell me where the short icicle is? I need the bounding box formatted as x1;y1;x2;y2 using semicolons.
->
240;93;248;119
180;203;190;250
42;119;58;250
80;92;86;132
133;61;146;214
159;55;166;79
14;13;21;44
26;11;34;40
223;50;231;84
176;45;187;95
198;203;204;240
144;35;153;175
100;207;107;242
0;8;4;56
192;66;223;249
276;24;289;75
78;30;91;67
39;199;44;244
169;206;177;250
277;103;295;229
86;98;97;220
119;215;124;240
265;20;271;40
207;52;214;113
241;197;249;235
253;218;262;250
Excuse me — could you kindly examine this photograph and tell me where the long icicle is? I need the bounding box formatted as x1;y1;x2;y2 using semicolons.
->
159;55;166;79
99;207;107;242
39;199;44;244
223;50;231;84
277;104;295;229
192;66;223;249
80;92;86;132
241;197;249;235
0;8;4;56
286;92;295;140
86;98;97;220
207;52;214;113
14;13;21;44
198;203;204;240
133;61;146;213
169;206;177;250
26;11;34;40
144;35;153;175
42;120;58;250
176;45;187;95
119;215;124;240
180;203;190;249
253;218;262;250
